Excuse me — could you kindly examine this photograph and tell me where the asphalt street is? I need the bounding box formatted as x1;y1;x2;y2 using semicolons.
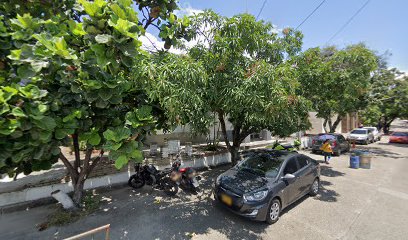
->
1;120;407;240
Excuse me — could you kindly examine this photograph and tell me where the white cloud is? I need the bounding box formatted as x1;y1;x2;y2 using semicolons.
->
174;2;203;17
139;4;204;54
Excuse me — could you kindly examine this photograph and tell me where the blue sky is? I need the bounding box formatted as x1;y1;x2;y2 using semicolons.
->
176;0;408;71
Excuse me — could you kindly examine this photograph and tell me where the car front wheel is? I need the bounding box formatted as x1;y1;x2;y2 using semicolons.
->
309;178;320;196
266;199;281;224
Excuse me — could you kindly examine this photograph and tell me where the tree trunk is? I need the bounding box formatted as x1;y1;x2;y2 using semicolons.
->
323;118;328;133
230;146;240;165
72;180;85;206
217;111;244;165
58;148;104;209
383;118;394;134
329;115;342;133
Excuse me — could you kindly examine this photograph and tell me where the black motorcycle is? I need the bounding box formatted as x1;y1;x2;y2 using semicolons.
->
128;163;179;196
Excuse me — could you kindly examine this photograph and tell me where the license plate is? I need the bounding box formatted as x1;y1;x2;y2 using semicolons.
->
221;194;232;206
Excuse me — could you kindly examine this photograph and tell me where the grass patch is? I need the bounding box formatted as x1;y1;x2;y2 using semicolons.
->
38;192;102;231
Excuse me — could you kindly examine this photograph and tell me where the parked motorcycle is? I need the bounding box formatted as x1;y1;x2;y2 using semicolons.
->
128;163;179;196
169;155;201;194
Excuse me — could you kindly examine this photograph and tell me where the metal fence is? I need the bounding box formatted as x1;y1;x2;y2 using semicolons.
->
63;224;110;240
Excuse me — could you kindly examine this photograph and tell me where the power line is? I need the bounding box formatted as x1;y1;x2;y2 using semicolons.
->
296;0;327;30
326;0;371;44
256;0;268;20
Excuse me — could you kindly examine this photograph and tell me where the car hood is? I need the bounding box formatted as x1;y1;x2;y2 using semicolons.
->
218;168;268;195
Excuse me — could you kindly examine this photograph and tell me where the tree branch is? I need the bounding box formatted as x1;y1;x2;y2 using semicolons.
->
217;111;231;149
72;133;81;171
86;150;104;178
59;152;78;181
79;148;93;181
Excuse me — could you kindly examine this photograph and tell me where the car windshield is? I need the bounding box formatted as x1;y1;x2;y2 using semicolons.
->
351;129;367;134
318;134;335;140
238;152;285;178
393;132;408;136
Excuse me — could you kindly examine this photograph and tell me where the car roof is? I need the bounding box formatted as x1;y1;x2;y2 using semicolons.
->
363;127;376;129
317;133;341;135
352;128;367;131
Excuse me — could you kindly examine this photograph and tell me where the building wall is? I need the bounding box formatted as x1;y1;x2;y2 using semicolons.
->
306;112;342;134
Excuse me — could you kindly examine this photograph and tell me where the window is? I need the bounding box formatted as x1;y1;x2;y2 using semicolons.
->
283;158;299;175
238;153;285;178
392;132;408;136
297;156;309;169
338;135;346;142
318;134;336;140
351;129;367;134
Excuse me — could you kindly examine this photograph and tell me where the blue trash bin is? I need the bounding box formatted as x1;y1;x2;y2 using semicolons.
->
350;155;360;169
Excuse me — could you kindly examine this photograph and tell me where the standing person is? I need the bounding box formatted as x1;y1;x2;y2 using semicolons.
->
320;139;333;164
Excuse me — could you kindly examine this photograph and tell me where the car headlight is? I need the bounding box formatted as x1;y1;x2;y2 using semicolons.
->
243;190;268;202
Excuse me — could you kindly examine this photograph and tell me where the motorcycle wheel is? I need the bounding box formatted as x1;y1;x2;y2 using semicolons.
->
128;174;145;189
162;179;179;196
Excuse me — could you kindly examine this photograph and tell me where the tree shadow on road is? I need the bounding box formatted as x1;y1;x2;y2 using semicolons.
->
376;142;408;150
358;145;406;158
320;165;345;177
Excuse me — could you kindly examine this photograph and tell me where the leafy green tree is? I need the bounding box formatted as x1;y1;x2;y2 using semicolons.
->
0;0;187;206
361;67;408;133
143;11;311;164
297;44;377;133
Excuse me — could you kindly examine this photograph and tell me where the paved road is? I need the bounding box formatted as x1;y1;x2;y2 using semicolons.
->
1;120;407;240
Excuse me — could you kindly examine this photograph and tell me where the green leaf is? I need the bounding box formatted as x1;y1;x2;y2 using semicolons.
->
103;127;130;142
110;4;127;19
17;65;35;79
0;104;10;114
31;61;48;72
33;116;56;130
11;107;26;117
55;128;74;139
88;132;101;145
62;110;81;122
98;88;112;101
95;34;112;44
91;44;110;68
104;141;122;151
108;18;138;39
8;49;22;60
130;149;143;161
95;99;108;108
11;14;34;29
114;155;128;169
39;131;52;142
68;20;87;36
78;0;106;17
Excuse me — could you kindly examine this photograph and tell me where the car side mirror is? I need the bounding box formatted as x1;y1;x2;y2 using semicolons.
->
282;173;296;183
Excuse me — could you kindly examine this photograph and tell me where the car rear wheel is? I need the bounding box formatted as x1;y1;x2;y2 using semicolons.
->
334;149;341;156
309;178;319;196
266;199;281;224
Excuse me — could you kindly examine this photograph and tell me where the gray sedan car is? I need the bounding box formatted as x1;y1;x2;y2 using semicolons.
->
311;133;350;156
214;150;320;224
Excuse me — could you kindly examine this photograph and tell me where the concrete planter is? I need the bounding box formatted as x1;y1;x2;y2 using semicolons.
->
0;151;232;209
